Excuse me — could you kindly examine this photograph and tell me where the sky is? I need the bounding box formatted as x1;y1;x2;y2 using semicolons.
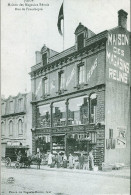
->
1;0;130;98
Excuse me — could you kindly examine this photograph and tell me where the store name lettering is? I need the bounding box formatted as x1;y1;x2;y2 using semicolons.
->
107;33;129;84
108;33;129;45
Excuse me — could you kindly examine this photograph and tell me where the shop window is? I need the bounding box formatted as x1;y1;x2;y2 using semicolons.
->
37;104;51;128
90;93;97;124
58;71;65;92
18;119;23;134
53;101;66;127
42;53;47;66
78;64;84;84
1;122;5;136
9;120;13;136
42;77;49;95
77;33;84;50
68;96;89;125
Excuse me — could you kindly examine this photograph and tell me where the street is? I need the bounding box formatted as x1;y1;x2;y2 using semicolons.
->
1;166;130;195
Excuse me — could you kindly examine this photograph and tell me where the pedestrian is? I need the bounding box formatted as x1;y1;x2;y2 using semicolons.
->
48;152;53;166
79;153;84;169
69;153;74;169
89;150;94;170
63;153;67;168
83;154;89;170
57;152;62;168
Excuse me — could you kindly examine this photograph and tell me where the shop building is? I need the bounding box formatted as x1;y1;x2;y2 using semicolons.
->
1;93;32;157
30;9;130;167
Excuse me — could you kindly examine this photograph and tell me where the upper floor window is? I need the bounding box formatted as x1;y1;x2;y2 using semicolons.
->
90;93;97;124
58;71;65;91
77;33;84;50
42;77;49;96
9;120;13;136
18;119;23;134
9;101;13;113
18;98;23;112
1;103;5;115
42;53;47;66
78;64;84;84
1;122;5;136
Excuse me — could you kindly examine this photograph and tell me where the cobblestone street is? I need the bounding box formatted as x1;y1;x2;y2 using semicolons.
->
1;166;130;195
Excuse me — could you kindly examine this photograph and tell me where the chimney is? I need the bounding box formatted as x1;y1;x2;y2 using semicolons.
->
118;9;128;29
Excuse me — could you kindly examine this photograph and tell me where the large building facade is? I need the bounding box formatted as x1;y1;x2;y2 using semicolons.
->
1;93;32;157
30;9;130;167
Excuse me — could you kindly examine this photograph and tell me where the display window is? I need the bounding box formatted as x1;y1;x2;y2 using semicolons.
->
37;104;51;128
52;101;66;127
68;96;89;125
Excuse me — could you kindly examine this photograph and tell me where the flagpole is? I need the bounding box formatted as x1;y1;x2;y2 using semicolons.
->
63;0;64;51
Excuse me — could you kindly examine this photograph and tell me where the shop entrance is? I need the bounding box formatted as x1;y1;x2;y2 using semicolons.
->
52;135;65;154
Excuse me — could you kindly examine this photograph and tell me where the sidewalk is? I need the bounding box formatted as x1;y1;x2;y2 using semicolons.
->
30;164;130;179
1;162;130;179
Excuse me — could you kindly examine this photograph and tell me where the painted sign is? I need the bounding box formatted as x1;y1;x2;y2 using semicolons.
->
116;126;126;148
87;58;97;82
107;30;130;84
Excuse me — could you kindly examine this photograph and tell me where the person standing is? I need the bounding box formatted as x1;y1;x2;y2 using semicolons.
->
69;153;74;169
63;153;67;168
89;150;94;170
57;153;62;168
48;152;53;166
79;153;84;169
83;154;89;170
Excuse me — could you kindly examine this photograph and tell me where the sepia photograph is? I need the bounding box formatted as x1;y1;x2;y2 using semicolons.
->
1;0;130;194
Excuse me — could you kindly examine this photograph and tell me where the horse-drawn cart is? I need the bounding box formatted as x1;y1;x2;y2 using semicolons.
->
4;145;41;169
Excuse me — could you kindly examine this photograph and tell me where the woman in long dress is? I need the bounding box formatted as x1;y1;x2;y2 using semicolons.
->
48;152;52;166
69;153;74;169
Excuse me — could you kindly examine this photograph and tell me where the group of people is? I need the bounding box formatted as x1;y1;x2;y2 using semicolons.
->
47;150;94;170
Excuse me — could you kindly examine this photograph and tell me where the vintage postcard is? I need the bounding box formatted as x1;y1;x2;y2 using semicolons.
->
1;0;130;194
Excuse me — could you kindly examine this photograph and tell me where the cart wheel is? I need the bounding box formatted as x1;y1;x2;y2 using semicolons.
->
15;162;20;169
5;157;11;167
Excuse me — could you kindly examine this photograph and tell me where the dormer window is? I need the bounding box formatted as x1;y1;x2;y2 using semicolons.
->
42;53;47;66
77;33;84;50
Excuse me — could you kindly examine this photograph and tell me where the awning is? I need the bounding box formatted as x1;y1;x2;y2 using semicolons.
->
6;145;30;149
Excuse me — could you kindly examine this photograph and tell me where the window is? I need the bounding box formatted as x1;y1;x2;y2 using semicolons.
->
42;77;48;95
37;104;51;128
9;121;13;136
58;71;65;91
9;101;13;113
42;53;47;66
109;129;113;139
68;96;89;125
18;119;23;134
18;99;23;112
77;33;84;50
53;101;66;127
78;65;84;84
1;122;5;136
90;93;97;123
1;103;5;115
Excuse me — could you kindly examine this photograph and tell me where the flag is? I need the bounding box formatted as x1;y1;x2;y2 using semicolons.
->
57;3;64;35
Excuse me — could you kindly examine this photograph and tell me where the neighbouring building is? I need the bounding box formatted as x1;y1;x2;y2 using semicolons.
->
1;93;32;157
30;9;130;168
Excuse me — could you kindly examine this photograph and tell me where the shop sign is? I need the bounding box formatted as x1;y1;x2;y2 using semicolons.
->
116;126;126;148
7;142;12;146
107;32;130;84
12;142;20;146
